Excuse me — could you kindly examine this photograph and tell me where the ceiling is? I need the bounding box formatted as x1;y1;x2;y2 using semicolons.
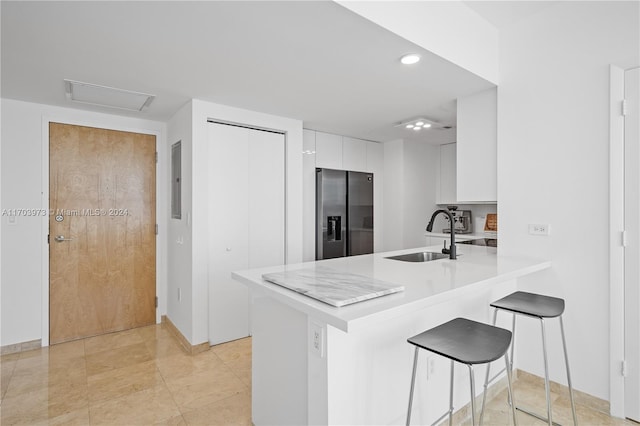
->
463;1;559;30
1;1;499;144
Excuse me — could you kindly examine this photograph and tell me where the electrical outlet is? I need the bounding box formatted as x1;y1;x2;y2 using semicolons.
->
310;322;324;357
528;224;550;236
178;288;182;302
426;356;437;381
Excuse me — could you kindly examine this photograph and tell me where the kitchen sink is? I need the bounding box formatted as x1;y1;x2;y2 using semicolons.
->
385;251;449;262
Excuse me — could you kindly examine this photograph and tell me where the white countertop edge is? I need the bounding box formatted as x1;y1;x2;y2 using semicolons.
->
233;257;551;333
342;260;550;333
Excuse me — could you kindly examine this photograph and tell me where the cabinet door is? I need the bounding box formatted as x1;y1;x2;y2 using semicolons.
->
208;123;285;345
315;132;343;169
366;142;384;252
302;130;317;262
343;137;367;172
208;122;250;345
456;87;497;202
438;143;457;204
248;130;285;269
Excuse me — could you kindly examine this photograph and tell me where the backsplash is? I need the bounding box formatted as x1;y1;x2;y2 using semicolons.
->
430;204;497;234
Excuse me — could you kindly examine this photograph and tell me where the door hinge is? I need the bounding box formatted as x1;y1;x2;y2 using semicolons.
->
622;230;627;247
47;234;50;244
622;99;628;116
622;360;628;377
155;224;158;235
155;152;158;163
155;296;158;308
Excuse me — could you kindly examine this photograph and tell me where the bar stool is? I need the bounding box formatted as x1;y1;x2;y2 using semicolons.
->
480;291;578;426
406;317;517;426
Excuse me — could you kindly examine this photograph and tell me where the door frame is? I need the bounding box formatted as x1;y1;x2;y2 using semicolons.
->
40;115;165;347
610;64;625;417
610;64;640;418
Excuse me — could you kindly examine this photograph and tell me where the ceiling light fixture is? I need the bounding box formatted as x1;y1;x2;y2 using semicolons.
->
400;54;421;65
64;79;155;112
395;117;446;131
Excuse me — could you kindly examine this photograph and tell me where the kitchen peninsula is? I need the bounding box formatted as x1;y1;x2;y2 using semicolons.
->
232;245;550;425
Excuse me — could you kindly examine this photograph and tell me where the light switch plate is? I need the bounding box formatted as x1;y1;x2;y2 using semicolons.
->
310;322;324;358
529;224;550;236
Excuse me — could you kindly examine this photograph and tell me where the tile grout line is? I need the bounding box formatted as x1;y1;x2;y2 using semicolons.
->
82;338;93;426
214;350;251;392
0;356;18;403
153;337;189;425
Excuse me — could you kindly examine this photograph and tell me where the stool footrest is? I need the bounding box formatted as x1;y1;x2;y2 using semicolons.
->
429;408;454;426
484;367;508;388
516;405;562;426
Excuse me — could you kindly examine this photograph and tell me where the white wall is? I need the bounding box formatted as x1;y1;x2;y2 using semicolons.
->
0;98;167;347
382;140;404;251
165;99;303;345
166;101;193;342
402;140;439;249
336;0;499;84
498;1;639;402
382;139;440;251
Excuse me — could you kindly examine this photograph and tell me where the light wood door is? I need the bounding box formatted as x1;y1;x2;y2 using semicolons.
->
49;122;156;344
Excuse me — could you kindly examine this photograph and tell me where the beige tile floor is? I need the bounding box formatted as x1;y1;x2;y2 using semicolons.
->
0;323;636;425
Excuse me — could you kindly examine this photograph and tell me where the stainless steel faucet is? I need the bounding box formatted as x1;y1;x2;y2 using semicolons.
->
426;209;457;260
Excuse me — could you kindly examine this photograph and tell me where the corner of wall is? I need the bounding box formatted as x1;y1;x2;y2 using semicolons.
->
166;100;195;344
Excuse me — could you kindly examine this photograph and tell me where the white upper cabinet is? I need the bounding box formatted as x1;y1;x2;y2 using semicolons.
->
314;131;379;172
315;131;343;169
456;87;497;202
437;143;457;205
343;137;367;172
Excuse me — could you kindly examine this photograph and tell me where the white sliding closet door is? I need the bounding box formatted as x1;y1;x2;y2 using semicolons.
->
208;122;285;345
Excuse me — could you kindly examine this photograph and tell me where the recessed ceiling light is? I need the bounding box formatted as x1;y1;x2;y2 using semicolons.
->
395;117;449;131
64;79;155;112
400;54;421;65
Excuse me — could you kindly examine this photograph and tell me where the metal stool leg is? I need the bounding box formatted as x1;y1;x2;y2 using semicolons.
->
469;364;477;425
540;318;553;426
407;346;419;426
508;313;516;406
505;352;517;425
449;360;455;426
480;309;499;425
513;317;560;426
559;316;578;425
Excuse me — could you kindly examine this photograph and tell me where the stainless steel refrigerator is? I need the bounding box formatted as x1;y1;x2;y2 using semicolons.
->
316;168;374;260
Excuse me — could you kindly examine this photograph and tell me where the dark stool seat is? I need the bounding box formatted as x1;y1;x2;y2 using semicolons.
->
490;291;565;318
406;318;517;426
481;291;577;426
408;318;512;365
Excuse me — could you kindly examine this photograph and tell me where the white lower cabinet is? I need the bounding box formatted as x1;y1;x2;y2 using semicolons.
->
208;122;285;345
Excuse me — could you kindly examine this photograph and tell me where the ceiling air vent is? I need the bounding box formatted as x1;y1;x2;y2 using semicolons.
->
64;79;155;112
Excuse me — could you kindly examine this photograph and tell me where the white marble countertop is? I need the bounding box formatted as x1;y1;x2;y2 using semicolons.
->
232;245;549;333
